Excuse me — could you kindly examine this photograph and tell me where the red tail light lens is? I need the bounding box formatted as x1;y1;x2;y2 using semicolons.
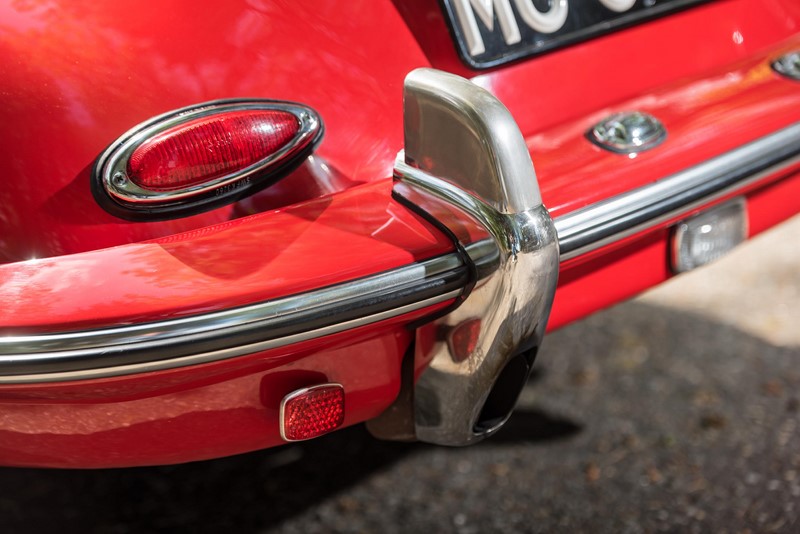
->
92;100;323;221
127;110;300;192
280;384;345;442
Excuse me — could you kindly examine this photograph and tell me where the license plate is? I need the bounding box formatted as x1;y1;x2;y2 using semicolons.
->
441;0;711;69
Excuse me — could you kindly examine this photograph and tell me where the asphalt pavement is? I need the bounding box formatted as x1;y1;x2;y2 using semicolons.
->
1;215;798;533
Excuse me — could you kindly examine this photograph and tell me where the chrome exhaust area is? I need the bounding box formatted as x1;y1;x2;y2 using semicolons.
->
371;68;559;446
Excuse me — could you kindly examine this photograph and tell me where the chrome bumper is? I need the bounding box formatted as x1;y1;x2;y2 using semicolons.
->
2;69;800;450
556;121;800;260
371;68;800;446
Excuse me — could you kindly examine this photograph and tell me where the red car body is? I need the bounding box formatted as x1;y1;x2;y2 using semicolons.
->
0;0;799;467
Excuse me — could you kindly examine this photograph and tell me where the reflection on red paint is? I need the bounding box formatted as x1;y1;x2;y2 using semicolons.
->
448;318;481;363
0;0;429;261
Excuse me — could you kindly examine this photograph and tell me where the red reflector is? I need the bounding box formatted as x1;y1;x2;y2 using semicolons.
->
280;384;345;442
127;110;299;191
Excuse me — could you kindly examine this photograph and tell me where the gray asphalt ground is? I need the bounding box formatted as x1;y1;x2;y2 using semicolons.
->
1;215;798;533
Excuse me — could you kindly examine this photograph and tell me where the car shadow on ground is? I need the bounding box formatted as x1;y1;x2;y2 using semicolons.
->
0;300;797;533
0;405;581;533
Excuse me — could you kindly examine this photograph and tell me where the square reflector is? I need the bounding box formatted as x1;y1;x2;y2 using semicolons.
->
672;198;748;273
280;384;345;442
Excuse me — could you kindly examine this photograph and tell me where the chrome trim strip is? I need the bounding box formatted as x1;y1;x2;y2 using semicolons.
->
1;294;462;384
3;252;463;354
0;253;469;382
556;121;800;259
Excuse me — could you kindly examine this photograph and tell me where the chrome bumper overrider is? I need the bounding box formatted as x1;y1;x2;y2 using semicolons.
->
388;69;559;445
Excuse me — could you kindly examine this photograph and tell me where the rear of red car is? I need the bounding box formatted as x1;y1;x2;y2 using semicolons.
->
0;0;798;467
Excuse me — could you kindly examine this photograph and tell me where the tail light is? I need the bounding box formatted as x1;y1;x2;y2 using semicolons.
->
92;99;323;220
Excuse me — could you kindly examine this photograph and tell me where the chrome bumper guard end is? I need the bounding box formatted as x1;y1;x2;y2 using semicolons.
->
378;68;559;446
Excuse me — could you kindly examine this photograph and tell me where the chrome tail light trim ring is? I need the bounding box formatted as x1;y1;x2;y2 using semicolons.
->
92;99;323;221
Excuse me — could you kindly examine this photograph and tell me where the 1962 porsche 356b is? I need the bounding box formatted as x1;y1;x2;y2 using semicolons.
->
0;0;799;467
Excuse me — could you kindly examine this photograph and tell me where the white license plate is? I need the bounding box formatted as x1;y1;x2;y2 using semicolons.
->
441;0;711;69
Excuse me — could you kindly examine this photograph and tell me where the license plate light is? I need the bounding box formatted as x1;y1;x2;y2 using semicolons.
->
671;198;748;273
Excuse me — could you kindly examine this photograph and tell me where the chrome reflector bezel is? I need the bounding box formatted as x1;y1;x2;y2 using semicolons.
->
92;99;323;221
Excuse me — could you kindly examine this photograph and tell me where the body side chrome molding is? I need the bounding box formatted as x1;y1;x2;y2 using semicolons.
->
1;294;461;385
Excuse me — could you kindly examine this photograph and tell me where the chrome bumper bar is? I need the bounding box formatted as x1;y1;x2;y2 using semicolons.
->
0;257;469;383
556;122;800;260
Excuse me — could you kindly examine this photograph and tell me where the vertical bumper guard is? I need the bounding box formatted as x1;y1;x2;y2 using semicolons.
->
388;68;559;446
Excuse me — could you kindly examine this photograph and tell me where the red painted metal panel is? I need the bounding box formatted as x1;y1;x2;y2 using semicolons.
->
0;304;451;468
530;41;800;217
0;0;431;262
0;181;454;332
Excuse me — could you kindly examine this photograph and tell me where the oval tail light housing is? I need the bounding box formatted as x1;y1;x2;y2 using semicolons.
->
92;99;323;220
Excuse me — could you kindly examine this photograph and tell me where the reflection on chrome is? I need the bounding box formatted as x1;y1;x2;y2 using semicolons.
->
773;51;800;81
587;111;667;154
